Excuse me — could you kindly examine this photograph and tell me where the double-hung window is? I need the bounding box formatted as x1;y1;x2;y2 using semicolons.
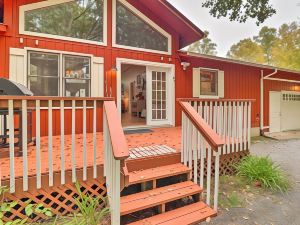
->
28;51;91;97
193;67;224;98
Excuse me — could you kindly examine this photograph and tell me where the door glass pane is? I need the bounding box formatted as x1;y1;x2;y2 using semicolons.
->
151;71;167;120
28;51;59;96
24;0;104;42
116;1;168;52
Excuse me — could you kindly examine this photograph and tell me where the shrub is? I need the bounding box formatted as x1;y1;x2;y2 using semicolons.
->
235;155;291;192
0;186;52;225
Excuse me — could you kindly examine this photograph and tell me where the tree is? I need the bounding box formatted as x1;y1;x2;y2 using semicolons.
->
25;0;104;42
272;22;300;70
188;31;217;55
254;26;277;65
227;38;265;63
202;0;276;25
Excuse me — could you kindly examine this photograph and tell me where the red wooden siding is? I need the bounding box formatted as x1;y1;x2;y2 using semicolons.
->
183;55;300;128
1;0;300;133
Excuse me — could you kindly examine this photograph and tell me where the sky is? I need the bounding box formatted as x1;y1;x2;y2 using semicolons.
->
168;0;300;57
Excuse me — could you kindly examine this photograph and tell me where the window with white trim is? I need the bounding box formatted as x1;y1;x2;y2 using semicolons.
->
28;51;91;97
114;0;171;54
193;67;224;98
21;0;105;44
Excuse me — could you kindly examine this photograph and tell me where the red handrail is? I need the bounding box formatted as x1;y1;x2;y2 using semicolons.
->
104;101;129;160
179;101;224;151
177;98;256;103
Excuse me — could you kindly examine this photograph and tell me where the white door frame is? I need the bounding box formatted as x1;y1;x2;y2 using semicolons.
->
116;58;175;127
269;91;281;133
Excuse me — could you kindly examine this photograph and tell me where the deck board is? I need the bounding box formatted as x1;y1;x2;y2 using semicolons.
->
0;127;181;180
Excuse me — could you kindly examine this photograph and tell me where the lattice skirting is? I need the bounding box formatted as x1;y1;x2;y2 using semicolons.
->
2;178;107;223
194;150;250;177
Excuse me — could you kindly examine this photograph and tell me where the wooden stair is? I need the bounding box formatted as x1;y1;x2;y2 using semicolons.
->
128;163;191;186
121;163;217;224
128;202;216;225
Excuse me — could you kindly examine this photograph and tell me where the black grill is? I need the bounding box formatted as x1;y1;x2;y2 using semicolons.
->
0;78;34;96
0;78;33;154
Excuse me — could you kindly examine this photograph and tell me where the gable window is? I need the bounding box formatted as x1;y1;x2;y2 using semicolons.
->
193;67;224;98
20;0;106;45
113;0;171;54
28;51;91;97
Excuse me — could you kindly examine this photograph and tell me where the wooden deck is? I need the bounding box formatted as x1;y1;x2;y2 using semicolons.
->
0;127;182;180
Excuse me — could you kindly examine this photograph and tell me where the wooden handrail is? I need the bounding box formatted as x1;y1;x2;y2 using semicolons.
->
0;96;114;101
104;101;129;160
179;101;224;151
177;98;256;103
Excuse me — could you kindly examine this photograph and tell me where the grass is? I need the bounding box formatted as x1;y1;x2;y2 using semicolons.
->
217;176;251;209
235;155;291;193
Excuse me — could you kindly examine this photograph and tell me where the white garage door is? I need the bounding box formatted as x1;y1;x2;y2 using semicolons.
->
281;92;300;131
270;91;300;133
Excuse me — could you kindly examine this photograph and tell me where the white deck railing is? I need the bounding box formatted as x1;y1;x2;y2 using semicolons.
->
103;101;129;225
179;100;225;211
185;99;253;154
0;96;112;193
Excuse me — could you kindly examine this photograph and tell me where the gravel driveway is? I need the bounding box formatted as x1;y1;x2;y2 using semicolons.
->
210;138;300;225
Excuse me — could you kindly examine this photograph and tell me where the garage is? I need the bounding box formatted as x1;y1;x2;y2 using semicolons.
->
269;91;300;133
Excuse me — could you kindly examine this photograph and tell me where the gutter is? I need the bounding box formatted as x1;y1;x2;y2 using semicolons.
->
260;69;278;135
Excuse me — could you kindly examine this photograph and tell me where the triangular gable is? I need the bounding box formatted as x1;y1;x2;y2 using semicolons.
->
113;0;172;54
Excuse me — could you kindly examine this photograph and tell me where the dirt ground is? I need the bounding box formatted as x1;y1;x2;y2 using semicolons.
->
210;137;300;225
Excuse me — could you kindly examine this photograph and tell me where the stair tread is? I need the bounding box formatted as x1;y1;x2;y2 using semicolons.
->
129;163;191;185
128;201;217;225
121;181;202;216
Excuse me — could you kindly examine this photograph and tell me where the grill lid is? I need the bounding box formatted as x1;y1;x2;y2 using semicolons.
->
0;78;34;96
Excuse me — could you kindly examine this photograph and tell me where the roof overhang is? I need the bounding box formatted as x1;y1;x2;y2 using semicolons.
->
127;0;204;49
180;51;300;75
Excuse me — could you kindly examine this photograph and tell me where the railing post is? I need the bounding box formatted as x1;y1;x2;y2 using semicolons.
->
103;101;129;225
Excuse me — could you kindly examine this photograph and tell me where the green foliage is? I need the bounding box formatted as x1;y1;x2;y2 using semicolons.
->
53;182;110;225
235;155;291;192
227;38;265;63
25;0;104;42
202;0;276;25
227;22;300;71
188;31;217;55
254;26;277;64
0;186;52;225
271;22;300;70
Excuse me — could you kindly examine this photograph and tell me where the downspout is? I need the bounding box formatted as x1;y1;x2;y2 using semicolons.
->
260;69;278;135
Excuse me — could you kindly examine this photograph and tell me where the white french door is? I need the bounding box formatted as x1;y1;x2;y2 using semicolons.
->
146;66;173;126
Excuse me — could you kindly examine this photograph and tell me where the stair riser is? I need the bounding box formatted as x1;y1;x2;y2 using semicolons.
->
121;190;202;216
